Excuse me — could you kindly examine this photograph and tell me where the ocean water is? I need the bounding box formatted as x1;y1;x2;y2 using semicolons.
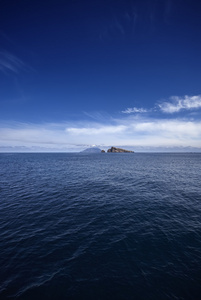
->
0;152;201;300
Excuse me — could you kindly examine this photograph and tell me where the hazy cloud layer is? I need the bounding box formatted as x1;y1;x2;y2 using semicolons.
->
66;125;126;135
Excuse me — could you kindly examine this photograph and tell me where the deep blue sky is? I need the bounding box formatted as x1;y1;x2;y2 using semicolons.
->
1;0;201;151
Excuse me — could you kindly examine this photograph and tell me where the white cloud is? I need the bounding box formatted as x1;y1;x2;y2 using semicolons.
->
122;107;148;114
159;95;201;113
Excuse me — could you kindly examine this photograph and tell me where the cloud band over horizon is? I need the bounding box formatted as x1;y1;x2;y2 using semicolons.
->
1;94;201;152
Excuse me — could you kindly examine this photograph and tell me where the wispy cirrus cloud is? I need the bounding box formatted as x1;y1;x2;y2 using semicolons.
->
122;107;148;114
159;95;201;113
0;51;25;74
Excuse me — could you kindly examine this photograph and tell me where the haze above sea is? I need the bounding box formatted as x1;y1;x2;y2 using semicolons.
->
0;153;201;299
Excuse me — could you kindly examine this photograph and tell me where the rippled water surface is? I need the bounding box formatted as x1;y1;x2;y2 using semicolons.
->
0;153;201;299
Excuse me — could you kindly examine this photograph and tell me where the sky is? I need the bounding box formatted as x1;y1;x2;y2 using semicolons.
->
1;0;201;152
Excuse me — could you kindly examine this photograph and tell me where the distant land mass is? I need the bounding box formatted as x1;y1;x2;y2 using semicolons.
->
107;147;134;153
81;147;102;153
81;146;134;153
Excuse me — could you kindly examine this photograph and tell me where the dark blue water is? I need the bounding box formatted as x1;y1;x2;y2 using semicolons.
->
0;153;201;299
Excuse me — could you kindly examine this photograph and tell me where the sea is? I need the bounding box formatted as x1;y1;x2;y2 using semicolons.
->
0;152;201;300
